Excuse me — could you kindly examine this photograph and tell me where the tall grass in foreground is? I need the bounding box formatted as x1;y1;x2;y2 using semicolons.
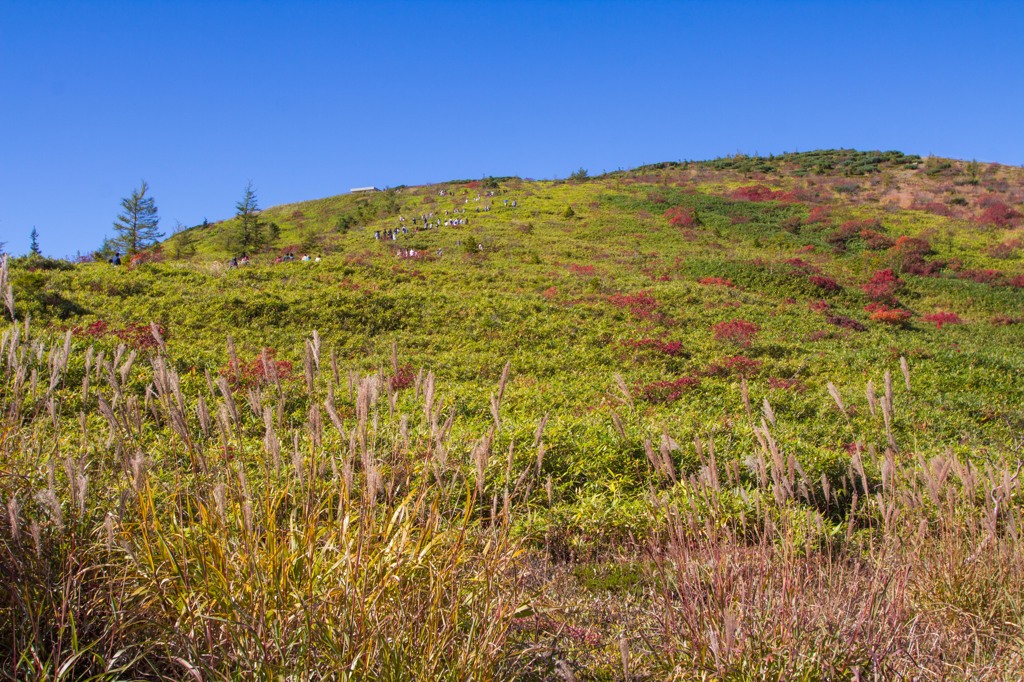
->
1;254;1024;679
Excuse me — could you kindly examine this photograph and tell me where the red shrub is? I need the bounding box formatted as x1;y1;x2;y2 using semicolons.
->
609;291;660;320
960;269;1005;285
664;206;699;227
712;319;759;347
912;201;952;217
808;299;830;313
808;275;841;292
827;220;882;249
861;230;896;250
698;276;736;288
114;322;166;350
922;311;961;329
988;240;1021;260
389;364;415;390
806;206;831;224
888;235;939;275
224;348;294;388
635;376;701;403
730;213;752;224
76;320;109;338
1010;275;1024;288
976;198;1022;227
861;269;903;301
73;320;167;350
865;304;912;326
542;286;558;299
731;185;796;203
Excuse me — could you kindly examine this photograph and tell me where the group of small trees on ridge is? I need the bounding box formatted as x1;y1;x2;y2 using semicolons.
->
95;180;276;259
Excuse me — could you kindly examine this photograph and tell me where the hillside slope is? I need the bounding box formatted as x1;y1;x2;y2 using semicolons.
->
5;149;1024;677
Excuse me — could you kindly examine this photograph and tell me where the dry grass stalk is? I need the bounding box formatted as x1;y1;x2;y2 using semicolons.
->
827;381;848;418
613;373;634;410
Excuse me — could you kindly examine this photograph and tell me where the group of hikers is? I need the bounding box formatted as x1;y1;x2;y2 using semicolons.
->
371;194;521;244
130;188;523;270
227;252;322;268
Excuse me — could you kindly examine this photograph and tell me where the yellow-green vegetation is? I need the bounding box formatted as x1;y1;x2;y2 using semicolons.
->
3;150;1024;679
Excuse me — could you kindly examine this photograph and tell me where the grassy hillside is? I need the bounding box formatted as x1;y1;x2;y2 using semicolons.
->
4;149;1024;678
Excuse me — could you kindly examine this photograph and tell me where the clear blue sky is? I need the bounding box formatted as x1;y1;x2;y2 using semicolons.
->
1;1;1022;257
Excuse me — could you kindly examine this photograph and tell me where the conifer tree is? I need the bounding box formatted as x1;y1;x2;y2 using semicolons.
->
231;182;265;253
29;227;41;255
113;181;163;255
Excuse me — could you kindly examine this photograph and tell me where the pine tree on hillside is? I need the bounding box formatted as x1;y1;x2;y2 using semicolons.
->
29;227;41;256
113;181;163;255
230;182;264;254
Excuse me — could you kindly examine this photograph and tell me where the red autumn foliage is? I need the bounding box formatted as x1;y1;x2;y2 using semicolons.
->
959;269;1005;285
987;240;1021;260
731;185;797;203
730;213;751;224
624;338;686;356
861;230;896;251
76;320;109;338
808;275;841;292
912;200;952;217
888;236;941;276
784;258;821;275
568;264;596;276
608;291;660;320
922;311;961;329
635;376;701;403
806;206;831;224
542;286;558;299
698;277;736;288
706;355;763;377
115;323;166;350
827;220;883;249
664;206;699;227
976;197;1022;227
223;348;294;388
861;269;903;301
991;314;1022;326
808;299;830;313
389;364;416;390
1010;275;1024;289
72;319;167;350
826;315;867;332
712;319;759;347
865;303;912;326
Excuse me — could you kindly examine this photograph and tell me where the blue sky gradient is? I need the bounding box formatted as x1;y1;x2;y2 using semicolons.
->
1;1;1022;256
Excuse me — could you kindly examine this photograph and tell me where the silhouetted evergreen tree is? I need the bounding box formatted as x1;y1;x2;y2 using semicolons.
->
113;181;163;255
